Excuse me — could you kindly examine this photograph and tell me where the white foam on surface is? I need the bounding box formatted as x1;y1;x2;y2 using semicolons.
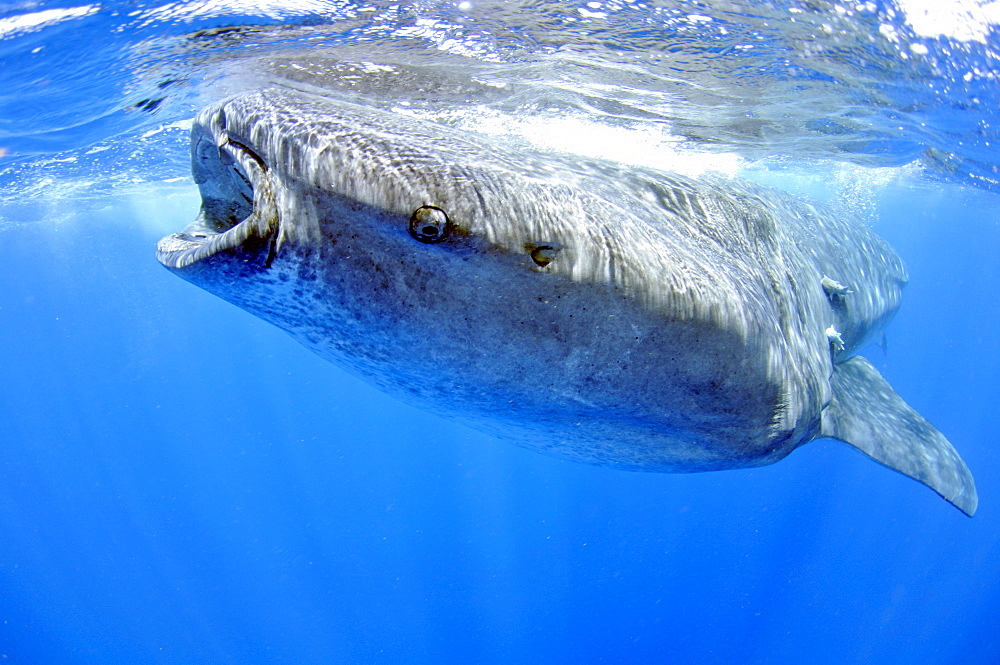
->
0;5;99;39
897;0;1000;43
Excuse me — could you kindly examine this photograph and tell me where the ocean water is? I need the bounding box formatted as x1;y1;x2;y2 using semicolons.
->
1;1;999;663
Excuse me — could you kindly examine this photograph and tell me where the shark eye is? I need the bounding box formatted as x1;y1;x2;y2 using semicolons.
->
409;206;451;243
527;243;562;267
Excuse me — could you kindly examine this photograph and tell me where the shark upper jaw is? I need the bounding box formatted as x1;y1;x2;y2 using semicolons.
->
156;110;278;271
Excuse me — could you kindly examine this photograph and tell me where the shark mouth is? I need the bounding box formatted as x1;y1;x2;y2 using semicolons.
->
156;122;278;270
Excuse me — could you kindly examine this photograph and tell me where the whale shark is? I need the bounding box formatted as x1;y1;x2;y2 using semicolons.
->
157;88;977;515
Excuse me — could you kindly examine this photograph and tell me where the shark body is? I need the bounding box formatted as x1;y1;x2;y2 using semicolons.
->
158;89;977;515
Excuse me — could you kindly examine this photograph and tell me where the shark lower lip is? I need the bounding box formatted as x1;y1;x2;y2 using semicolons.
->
156;212;275;269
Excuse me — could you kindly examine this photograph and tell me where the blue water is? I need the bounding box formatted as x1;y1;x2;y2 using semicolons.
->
2;2;999;663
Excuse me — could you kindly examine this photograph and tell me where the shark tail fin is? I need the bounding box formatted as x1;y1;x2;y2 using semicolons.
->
820;356;978;516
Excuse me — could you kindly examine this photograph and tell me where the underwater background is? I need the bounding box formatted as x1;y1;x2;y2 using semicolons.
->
1;1;999;662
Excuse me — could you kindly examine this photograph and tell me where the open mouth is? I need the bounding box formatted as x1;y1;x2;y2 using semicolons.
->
156;121;277;270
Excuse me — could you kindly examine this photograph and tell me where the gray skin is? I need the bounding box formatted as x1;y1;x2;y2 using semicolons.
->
158;88;977;515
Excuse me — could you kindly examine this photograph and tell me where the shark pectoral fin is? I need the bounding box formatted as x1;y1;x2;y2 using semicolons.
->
820;356;978;516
